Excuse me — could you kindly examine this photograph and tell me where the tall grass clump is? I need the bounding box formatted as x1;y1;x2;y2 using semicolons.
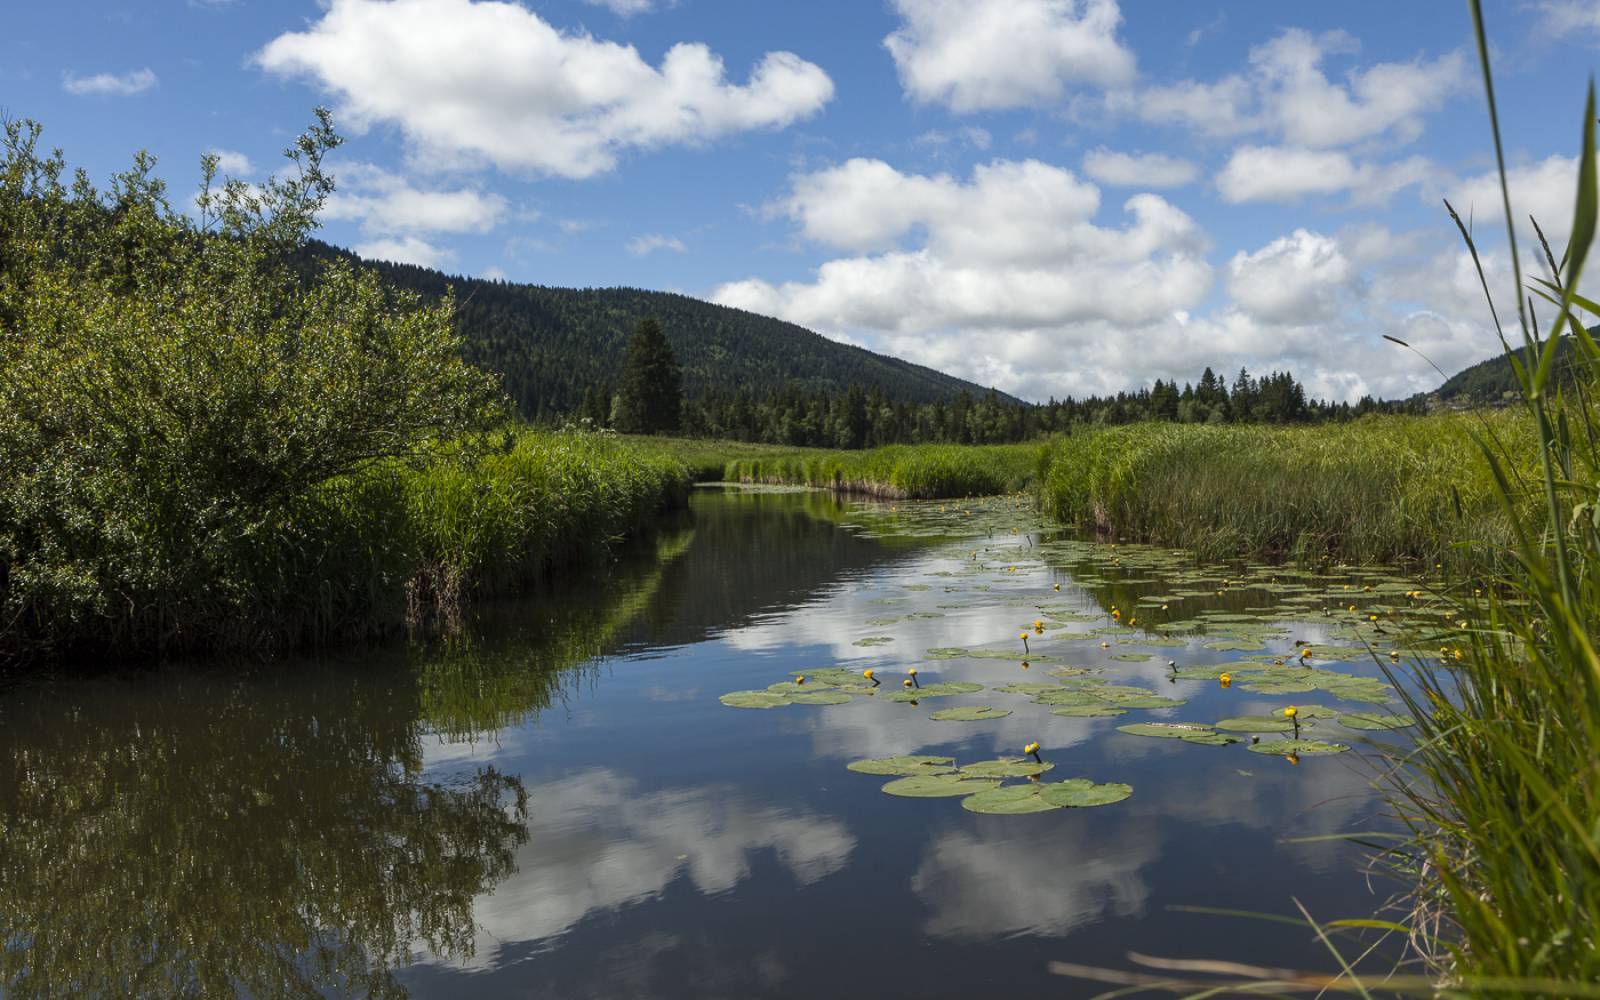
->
0;115;688;667
727;442;1042;498
1373;4;1600;986
1035;415;1536;572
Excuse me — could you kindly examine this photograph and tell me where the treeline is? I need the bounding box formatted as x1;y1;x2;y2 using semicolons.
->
571;365;1420;448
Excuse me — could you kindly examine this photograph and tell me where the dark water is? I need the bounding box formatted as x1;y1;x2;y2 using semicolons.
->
0;487;1419;999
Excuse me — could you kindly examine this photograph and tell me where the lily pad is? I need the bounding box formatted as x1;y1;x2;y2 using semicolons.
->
930;705;1013;722
1204;639;1267;652
961;758;1056;778
847;755;956;776
853;636;895;647
789;690;855;706
1116;722;1240;746
882;774;1001;797
719;690;791;709
1337;712;1416;731
1214;716;1295;733
961;785;1058;814
1248;739;1351;756
1050;704;1126;717
1038;779;1133;808
886;681;983;702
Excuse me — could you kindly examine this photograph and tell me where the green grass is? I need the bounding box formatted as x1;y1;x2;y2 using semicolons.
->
619;435;808;481
1034;415;1537;573
724;442;1043;498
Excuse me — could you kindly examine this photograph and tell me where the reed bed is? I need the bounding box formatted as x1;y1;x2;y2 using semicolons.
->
725;442;1041;498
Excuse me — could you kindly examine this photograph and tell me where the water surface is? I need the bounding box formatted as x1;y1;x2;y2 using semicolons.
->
1;486;1438;998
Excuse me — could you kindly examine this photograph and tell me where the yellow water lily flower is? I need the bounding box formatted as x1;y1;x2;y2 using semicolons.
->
1219;672;1232;688
903;678;913;688
1053;583;1061;592
908;667;918;676
796;675;806;685
1161;604;1169;610
1034;619;1044;630
1300;648;1312;659
1283;705;1298;718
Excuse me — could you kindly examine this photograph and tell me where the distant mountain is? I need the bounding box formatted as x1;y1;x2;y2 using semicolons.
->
1434;335;1586;404
304;242;1017;418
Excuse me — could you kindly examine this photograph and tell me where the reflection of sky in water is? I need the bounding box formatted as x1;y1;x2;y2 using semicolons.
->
402;489;1412;996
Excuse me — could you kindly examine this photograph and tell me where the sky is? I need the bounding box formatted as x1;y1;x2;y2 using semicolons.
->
5;0;1600;402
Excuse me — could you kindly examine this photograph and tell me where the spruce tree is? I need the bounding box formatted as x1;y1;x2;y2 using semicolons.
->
613;317;682;434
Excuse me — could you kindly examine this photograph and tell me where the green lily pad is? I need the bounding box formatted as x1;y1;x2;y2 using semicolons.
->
886;681;983;702
1047;666;1098;678
1248;739;1351;756
853;636;894;647
1038;779;1133;807
961;758;1056;778
1105;694;1187;709
1240;678;1318;694
1215;716;1295;733
961;785;1058;814
1050;704;1126;717
930;705;1013;722
1273;704;1339;719
802;668;875;687
789;690;855;705
847;755;956;776
1116;722;1240;746
882;774;1002;797
1204;639;1267;652
719;690;791;709
1337;712;1416;731
995;682;1068;695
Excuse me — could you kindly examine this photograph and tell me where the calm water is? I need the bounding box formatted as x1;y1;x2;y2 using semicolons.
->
0;486;1425;998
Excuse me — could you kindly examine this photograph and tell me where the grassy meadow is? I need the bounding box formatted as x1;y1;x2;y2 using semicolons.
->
724;442;1041;498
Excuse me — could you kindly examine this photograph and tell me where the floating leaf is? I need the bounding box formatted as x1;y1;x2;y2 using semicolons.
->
719;690;791;709
961;785;1057;814
1038;779;1133;808
930;705;1013;721
1337;712;1416;731
847;755;956;776
1214;716;1295;733
1047;666;1098;678
789;690;855;706
1109;653;1153;662
1050;704;1126;717
1272;703;1339;719
1105;694;1187;709
853;636;894;647
886;681;983;702
962;758;1055;778
1116;722;1239;746
882;774;1000;797
1248;739;1350;756
1204;639;1266;652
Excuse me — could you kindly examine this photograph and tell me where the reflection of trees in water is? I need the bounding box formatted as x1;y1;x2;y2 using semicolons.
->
0;665;528;998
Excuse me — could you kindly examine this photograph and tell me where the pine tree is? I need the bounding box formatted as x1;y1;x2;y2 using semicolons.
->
613;317;682;434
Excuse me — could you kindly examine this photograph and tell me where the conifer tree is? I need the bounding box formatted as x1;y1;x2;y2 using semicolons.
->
613;317;682;434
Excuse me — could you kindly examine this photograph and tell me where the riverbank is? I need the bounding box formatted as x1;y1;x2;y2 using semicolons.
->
724;442;1040;498
0;429;691;667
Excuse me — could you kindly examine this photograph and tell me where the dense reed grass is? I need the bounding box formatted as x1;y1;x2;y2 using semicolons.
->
725;442;1042;498
1034;414;1538;573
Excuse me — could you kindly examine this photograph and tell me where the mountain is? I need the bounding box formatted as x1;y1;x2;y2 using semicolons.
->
1434;335;1586;404
304;242;1017;418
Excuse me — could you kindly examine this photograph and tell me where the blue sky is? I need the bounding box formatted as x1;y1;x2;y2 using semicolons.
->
5;0;1600;401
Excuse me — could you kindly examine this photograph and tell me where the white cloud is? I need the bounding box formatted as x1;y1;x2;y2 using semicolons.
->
582;0;663;16
353;235;456;269
207;149;254;177
62;67;158;97
1130;28;1464;149
1449;154;1592;259
256;0;834;179
1225;229;1356;324
1215;145;1434;204
626;233;688;255
884;0;1135;112
1081;147;1198;188
1530;0;1600;38
912;126;993;152
324;161;508;236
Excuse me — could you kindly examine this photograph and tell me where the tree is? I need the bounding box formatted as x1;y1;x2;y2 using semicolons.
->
612;317;682;434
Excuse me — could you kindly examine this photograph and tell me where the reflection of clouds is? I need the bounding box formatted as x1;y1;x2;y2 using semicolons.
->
797;694;1103;764
442;769;855;968
911;820;1161;939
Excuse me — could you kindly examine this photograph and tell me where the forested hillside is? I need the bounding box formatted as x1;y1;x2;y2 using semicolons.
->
1433;335;1584;403
301;242;1011;417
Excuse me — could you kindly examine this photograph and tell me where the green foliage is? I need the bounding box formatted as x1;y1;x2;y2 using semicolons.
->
612;317;682;434
726;442;1042;498
0;116;688;665
1035;415;1536;572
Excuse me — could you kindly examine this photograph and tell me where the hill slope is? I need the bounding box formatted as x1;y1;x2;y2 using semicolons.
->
1435;336;1585;403
306;243;1015;417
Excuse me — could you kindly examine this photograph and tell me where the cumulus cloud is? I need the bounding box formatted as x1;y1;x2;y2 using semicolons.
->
207;149;254;177
1449;154;1592;258
884;0;1135;112
582;0;663;15
1081;147;1198;188
323;161;508;236
1215;146;1435;204
1130;27;1464;148
256;0;834;179
626;233;688;255
1530;0;1600;39
62;67;158;97
353;235;456;268
1225;229;1356;324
